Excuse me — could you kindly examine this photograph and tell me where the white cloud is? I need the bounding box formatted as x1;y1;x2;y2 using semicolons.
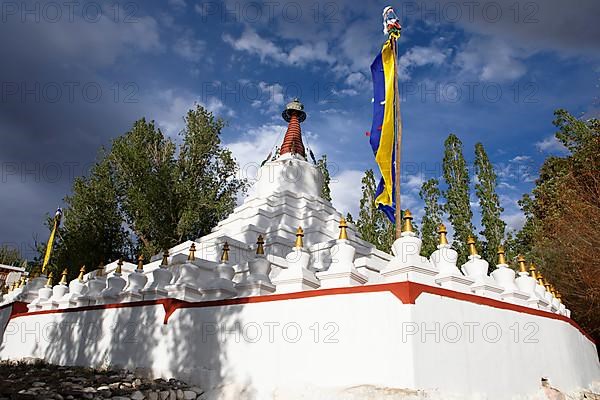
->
455;38;526;82
398;46;449;81
225;123;287;184
222;28;333;67
150;90;231;138
330;169;364;217
535;135;568;153
173;35;206;61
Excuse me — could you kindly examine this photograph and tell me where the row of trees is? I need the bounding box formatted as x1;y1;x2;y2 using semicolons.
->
353;133;504;266
36;105;247;278
351;109;599;345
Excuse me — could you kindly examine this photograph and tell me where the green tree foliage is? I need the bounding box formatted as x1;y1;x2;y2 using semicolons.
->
474;142;505;264
43;104;247;268
419;178;443;257
442;134;474;264
356;169;395;252
316;155;332;201
516;109;600;343
0;245;23;266
110;119;179;255
51;156;130;276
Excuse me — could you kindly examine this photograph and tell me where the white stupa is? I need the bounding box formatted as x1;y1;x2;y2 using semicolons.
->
1;99;599;400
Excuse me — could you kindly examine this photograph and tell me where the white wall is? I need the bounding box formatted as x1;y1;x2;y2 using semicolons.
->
0;287;598;400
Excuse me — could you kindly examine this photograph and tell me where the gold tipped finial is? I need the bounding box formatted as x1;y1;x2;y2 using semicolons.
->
256;235;265;255
339;217;348;240
438;224;449;245
20;276;27;286
14;280;21;289
497;245;507;265
115;258;123;274
162;249;170;266
96;261;104;277
536;270;545;287
46;272;54;287
295;226;304;248
517;255;527;273
137;255;144;272
221;242;230;263
78;266;86;281
401;210;414;233
549;284;557;297
8;282;14;292
543;277;551;291
188;243;196;261
467;235;478;256
556;292;562;303
528;263;538;280
59;269;68;285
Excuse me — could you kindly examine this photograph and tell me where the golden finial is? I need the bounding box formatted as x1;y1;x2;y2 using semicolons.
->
8;282;14;292
46;272;54;287
162;249;170;266
20;276;27;286
77;266;86;281
401;210;414;233
96;261;104;277
59;268;68;285
339;217;348;240
528;263;538;279
497;245;507;265
137;255;144;272
536;270;545;286
438;224;449;245
517;255;527;273
256;235;265;255
556;292;562;303
550;284;557;297
115;258;123;274
467;235;478;256
188;243;196;261
295;226;304;248
221;242;230;263
543;277;551;291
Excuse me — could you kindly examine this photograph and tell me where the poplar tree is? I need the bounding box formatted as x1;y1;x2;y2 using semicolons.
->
442;134;474;264
419;178;443;257
474;142;506;264
356;169;396;252
317;155;332;201
357;169;380;246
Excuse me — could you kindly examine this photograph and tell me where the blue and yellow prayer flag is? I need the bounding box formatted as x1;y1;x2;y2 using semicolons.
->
369;39;397;223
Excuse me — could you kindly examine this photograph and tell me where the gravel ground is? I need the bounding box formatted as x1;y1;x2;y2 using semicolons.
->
0;360;203;400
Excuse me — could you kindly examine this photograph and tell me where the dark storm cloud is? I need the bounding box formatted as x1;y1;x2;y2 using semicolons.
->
0;0;163;257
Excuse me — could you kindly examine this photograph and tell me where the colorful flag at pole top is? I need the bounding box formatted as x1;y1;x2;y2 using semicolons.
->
41;207;62;273
369;6;401;223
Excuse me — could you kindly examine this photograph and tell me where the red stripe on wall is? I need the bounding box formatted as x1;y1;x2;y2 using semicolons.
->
5;281;595;344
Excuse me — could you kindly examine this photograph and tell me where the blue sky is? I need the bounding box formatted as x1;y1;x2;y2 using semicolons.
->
0;0;598;258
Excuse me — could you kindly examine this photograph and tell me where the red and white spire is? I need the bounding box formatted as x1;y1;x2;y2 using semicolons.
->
279;98;306;159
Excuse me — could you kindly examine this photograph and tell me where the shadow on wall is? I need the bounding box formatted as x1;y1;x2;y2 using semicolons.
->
4;300;249;399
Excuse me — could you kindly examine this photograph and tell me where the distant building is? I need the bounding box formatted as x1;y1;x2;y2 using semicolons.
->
0;264;25;288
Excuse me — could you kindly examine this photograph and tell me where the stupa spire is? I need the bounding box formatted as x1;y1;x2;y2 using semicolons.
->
279;98;306;158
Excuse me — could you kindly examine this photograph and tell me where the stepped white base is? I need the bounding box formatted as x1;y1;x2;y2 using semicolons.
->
235;280;276;297
470;280;504;300
166;284;203;302
96;295;120;305
435;273;475;293
40;300;61;310
500;290;530;305
274;268;320;293
140;288;169;301
201;279;237;301
528;296;550;310
316;269;367;289
381;262;438;286
57;294;91;309
119;291;144;303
